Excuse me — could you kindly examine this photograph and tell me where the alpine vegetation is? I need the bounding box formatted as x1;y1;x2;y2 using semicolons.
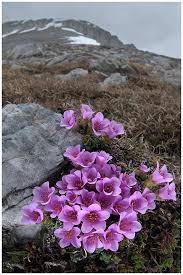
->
22;104;176;254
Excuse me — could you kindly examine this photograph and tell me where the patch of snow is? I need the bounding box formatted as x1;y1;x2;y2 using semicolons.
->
37;20;62;31
68;36;100;46
22;19;29;24
2;29;20;38
62;27;83;35
20;27;36;33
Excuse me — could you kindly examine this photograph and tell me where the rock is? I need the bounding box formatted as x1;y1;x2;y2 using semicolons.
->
2;103;81;245
7;43;43;59
102;73;128;87
55;68;88;81
46;53;69;67
89;58;117;73
10;63;26;70
94;70;108;78
120;64;136;74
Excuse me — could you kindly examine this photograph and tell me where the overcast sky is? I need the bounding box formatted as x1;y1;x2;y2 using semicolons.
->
2;2;181;58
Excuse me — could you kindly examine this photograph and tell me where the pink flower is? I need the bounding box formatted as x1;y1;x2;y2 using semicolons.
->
79;203;110;233
44;195;65;218
142;188;156;210
66;191;78;205
95;151;112;165
118;211;142;239
139;162;150;173
56;176;69;194
82;167;100;185
77;189;96;208
64;145;84;162
81;104;94;120
96;193;115;213
128;191;148;214
82;230;103;253
33;181;55;205
158;182;176;201
113;196;130;215
106;120;125;139
65;170;85;193
95;163;118;178
54;227;81;248
120;185;131;198
120;172;137;188
75;151;97;168
96;177;121;196
58;205;81;230
60;110;77;129
151;162;173;184
102;224;123;251
21;202;43;224
91;112;110;136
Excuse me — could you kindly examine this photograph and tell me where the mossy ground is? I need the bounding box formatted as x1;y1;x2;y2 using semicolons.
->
2;64;181;273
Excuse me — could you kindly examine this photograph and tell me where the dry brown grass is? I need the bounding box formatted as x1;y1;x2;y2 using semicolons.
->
3;64;180;158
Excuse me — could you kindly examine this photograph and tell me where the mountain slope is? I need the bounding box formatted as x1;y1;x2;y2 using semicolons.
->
2;18;181;87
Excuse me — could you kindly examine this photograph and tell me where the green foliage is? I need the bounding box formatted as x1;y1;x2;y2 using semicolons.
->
99;251;121;265
43;215;61;230
82;133;108;151
160;258;173;271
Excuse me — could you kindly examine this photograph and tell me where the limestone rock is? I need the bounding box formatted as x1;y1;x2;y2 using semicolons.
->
102;73;128;87
2;103;81;245
55;68;88;81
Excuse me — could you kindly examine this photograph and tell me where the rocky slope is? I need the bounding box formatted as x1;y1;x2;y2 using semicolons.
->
2;18;181;87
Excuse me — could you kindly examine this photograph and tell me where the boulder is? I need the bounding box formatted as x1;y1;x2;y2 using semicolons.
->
7;43;43;59
102;73;127;87
46;53;69;67
55;68;88;81
2;103;81;246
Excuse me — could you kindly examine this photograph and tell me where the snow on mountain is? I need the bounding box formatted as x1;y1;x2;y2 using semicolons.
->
2;29;20;38
20;27;36;33
62;27;83;35
68;36;100;45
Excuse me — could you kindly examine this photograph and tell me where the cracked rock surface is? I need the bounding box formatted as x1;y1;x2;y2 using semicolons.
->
2;103;81;246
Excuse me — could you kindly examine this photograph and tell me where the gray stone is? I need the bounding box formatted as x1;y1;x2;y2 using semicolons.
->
2;103;81;245
55;68;88;81
89;58;117;73
102;73;128;87
46;53;69;67
10;63;22;70
120;64;136;74
7;43;43;59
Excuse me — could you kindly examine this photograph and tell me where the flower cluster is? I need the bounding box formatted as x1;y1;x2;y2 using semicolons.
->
22;144;176;254
60;104;125;139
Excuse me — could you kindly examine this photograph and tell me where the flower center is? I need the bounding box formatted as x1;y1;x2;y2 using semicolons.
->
115;203;123;211
54;203;61;212
131;199;141;209
68;211;77;221
100;199;110;208
87;235;97;244
75;180;82;189
104;184;113;193
87;211;99;223
32;211;39;220
41;192;49;201
65;230;73;240
94;121;101;131
83;197;92;207
106;232;115;241
120;221;130;231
